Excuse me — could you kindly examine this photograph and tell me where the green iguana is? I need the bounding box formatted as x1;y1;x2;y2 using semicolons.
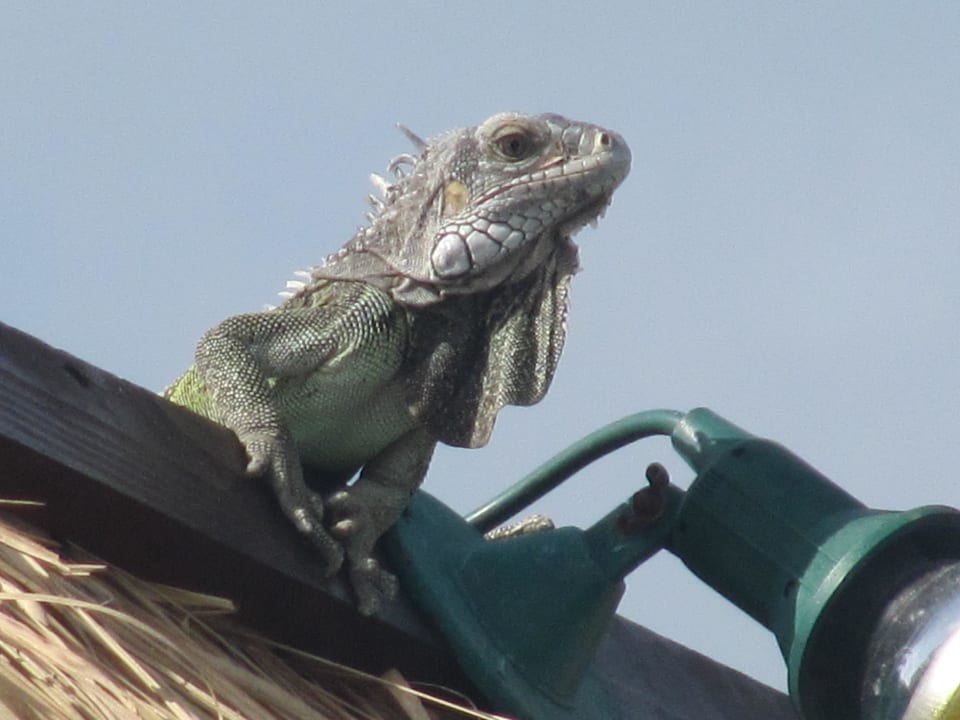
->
165;112;631;614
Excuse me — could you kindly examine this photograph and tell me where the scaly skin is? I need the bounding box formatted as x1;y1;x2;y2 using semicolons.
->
165;112;631;614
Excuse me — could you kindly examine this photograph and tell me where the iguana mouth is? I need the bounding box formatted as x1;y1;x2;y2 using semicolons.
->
475;153;623;208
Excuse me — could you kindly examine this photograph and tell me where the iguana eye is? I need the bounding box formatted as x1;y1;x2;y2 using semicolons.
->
492;126;535;161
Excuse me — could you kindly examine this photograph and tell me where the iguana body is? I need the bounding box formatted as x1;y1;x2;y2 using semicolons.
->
166;112;631;614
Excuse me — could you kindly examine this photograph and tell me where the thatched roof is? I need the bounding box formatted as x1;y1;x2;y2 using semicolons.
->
0;503;507;720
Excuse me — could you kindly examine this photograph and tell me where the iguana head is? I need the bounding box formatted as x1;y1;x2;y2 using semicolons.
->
313;112;631;307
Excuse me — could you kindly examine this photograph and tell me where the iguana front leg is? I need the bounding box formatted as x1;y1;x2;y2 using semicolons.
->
193;307;350;574
169;281;417;612
327;427;436;615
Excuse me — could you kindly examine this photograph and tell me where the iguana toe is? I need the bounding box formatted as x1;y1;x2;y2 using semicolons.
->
349;557;399;616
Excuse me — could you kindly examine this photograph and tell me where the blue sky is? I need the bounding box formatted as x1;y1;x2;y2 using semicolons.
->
3;3;958;692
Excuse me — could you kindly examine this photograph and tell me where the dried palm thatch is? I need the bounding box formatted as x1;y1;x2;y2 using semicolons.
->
0;501;509;720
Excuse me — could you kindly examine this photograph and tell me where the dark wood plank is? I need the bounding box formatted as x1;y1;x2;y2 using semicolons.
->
596;618;798;719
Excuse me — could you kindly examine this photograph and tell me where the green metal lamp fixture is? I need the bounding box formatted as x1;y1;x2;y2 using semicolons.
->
385;408;960;720
668;409;960;720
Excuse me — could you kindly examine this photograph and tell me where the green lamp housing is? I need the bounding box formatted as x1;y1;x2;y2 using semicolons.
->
386;407;960;720
668;409;960;720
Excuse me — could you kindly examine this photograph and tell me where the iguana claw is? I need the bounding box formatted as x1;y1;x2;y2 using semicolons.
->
348;557;399;616
327;488;398;614
243;431;345;575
